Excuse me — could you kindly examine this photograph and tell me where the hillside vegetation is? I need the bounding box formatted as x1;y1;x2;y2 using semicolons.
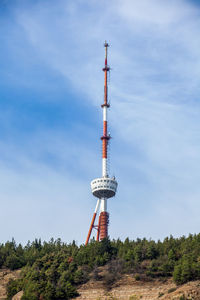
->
0;234;200;299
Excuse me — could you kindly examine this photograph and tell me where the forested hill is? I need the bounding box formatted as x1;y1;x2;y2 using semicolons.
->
1;234;200;299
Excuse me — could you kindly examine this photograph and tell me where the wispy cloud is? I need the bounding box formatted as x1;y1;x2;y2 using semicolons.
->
0;126;100;244
1;0;200;243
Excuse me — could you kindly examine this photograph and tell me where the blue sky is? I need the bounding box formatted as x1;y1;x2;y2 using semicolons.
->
1;0;200;244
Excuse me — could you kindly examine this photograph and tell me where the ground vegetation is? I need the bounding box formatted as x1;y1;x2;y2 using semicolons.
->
0;234;199;299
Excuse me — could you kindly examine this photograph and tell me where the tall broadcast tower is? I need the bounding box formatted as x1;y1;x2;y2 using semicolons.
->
85;42;118;245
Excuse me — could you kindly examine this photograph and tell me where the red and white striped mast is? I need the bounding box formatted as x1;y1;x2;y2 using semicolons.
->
85;42;118;245
102;41;110;179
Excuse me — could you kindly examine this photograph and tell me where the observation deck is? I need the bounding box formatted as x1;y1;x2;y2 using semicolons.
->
91;177;118;199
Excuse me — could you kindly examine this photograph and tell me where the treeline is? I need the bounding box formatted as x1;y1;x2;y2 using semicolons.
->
0;234;200;299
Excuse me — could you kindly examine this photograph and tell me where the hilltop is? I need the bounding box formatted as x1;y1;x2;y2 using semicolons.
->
0;234;200;299
1;269;200;299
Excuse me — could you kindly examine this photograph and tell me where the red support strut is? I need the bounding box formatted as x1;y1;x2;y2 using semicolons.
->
85;212;97;246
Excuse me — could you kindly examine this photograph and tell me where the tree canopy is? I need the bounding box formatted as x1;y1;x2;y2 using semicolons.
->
1;234;200;299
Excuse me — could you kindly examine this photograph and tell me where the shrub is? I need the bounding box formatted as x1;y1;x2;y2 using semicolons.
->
134;274;140;281
168;287;176;293
6;279;22;300
158;292;164;297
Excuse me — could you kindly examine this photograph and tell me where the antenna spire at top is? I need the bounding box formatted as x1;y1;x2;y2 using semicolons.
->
104;41;109;48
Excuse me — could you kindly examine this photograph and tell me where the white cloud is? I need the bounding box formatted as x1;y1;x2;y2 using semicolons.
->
1;0;200;242
117;0;196;26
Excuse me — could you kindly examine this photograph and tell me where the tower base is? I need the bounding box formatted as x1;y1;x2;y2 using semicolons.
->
99;211;109;240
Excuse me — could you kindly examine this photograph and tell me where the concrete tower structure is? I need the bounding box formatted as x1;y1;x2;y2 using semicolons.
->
85;42;118;245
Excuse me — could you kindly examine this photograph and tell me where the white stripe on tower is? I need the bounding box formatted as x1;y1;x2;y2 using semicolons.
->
100;198;107;212
102;106;107;177
102;159;107;177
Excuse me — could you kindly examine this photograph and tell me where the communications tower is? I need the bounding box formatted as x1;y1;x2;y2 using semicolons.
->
85;42;118;245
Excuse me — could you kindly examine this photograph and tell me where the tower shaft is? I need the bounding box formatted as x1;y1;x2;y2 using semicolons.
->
101;42;110;178
85;42;117;246
99;42;110;239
